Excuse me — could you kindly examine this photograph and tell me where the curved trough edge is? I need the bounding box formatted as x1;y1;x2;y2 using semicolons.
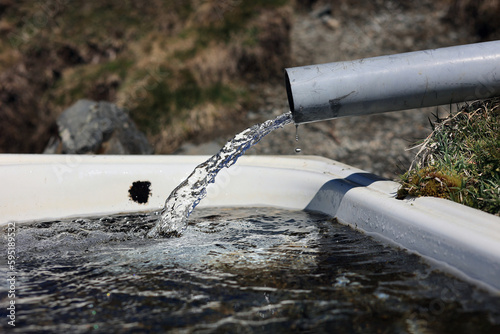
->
1;154;499;293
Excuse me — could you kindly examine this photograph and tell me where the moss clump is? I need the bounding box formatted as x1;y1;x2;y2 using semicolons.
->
397;166;464;199
398;98;500;216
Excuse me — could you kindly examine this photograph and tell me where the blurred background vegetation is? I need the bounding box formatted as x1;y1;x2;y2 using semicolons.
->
1;0;499;154
0;0;293;153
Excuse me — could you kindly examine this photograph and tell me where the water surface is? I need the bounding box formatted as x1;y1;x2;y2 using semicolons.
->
1;207;499;333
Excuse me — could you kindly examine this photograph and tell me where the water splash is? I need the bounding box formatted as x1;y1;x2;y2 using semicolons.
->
147;112;294;238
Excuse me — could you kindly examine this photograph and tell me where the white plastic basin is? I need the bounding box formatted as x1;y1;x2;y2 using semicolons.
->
1;154;499;293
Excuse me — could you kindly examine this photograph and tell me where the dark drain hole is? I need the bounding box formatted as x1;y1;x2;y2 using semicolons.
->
129;181;151;204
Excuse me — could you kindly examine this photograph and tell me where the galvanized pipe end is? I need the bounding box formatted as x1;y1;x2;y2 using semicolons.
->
285;68;332;124
285;70;295;121
285;41;500;125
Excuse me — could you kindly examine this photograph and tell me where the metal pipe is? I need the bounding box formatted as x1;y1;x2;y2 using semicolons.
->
285;41;500;124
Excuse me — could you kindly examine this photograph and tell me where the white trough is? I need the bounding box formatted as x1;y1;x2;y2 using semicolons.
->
1;154;499;293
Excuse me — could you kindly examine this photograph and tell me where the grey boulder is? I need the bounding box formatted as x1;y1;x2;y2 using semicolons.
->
45;99;153;154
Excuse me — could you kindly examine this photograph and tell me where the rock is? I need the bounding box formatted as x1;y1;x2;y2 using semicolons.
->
310;4;331;18
322;16;340;30
44;99;153;154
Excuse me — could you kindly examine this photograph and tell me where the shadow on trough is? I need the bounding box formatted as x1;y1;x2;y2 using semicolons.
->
304;172;388;217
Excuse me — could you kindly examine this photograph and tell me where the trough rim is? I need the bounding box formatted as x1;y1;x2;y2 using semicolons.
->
1;153;499;294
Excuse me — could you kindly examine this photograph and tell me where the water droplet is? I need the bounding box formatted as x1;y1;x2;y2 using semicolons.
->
294;124;301;153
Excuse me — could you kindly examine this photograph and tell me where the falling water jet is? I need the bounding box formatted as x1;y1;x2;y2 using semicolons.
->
147;112;294;238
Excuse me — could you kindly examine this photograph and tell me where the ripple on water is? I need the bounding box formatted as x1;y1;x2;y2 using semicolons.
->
1;207;499;333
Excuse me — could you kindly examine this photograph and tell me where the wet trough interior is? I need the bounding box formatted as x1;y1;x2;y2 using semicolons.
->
1;207;499;333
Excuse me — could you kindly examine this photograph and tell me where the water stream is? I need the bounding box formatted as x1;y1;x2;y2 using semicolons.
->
147;111;294;238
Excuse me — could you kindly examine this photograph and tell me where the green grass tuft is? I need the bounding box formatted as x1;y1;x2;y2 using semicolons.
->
398;98;500;216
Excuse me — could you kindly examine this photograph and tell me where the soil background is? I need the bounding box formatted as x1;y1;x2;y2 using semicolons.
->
180;0;497;179
2;0;499;180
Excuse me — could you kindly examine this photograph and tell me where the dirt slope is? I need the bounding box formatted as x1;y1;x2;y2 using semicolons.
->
233;0;489;179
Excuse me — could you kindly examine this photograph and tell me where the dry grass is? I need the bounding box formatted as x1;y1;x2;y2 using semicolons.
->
0;0;292;153
398;99;500;216
1;0;498;154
